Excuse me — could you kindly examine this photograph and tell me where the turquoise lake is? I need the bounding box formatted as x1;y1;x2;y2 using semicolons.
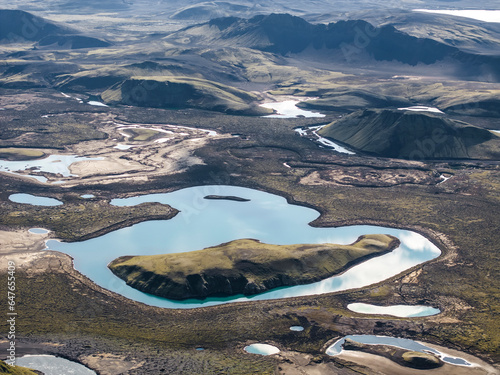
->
46;185;441;309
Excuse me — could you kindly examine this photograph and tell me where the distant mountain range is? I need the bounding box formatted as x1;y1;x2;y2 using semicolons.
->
0;9;111;49
166;13;500;78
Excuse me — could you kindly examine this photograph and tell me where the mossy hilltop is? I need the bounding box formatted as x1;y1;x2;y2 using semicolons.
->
108;234;399;300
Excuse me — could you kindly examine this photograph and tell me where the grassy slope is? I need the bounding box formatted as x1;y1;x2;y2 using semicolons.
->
0;148;46;160
318;109;499;159
108;235;399;299
0;361;39;375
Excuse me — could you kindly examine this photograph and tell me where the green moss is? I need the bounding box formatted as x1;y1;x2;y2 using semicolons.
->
123;128;161;142
0;361;39;375
0;148;45;160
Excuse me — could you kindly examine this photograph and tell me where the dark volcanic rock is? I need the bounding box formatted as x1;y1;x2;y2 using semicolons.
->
204;195;250;202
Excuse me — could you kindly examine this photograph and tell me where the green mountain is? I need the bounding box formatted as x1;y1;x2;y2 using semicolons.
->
318;109;500;160
101;76;273;115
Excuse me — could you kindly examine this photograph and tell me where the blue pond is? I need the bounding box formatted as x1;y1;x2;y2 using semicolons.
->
326;335;472;366
46;185;441;309
9;193;63;206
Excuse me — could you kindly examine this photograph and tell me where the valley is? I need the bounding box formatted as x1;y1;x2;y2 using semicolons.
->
0;2;499;374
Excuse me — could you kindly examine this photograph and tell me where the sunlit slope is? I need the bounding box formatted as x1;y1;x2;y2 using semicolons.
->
108;234;399;300
102;76;273;115
318;109;500;159
0;361;39;375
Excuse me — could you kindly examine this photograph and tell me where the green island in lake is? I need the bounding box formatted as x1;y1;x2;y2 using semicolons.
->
108;234;399;300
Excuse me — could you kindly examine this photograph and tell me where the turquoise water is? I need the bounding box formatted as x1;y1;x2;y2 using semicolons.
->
46;185;441;309
244;343;280;355
29;228;50;234
326;335;472;366
10;193;63;206
347;303;440;318
15;355;96;375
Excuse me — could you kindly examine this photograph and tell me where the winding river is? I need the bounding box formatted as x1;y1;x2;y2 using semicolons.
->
46;185;441;309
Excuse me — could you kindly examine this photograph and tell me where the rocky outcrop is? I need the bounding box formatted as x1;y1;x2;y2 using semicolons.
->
108;234;399;300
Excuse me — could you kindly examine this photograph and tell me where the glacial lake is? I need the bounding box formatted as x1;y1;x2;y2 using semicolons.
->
46;185;441;309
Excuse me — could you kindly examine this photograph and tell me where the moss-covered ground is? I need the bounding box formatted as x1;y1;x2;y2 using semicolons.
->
0;96;498;373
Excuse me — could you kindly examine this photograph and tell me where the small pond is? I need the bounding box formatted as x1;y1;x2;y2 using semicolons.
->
244;344;280;355
347;303;440;317
29;228;50;234
15;355;96;375
9;193;63;206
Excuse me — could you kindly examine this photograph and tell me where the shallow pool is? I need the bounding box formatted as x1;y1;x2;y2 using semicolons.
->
244;343;280;355
10;193;63;206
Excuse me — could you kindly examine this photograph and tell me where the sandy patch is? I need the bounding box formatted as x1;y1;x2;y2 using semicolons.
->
0;228;49;255
300;169;438;187
57;115;229;185
80;353;144;375
69;158;146;177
